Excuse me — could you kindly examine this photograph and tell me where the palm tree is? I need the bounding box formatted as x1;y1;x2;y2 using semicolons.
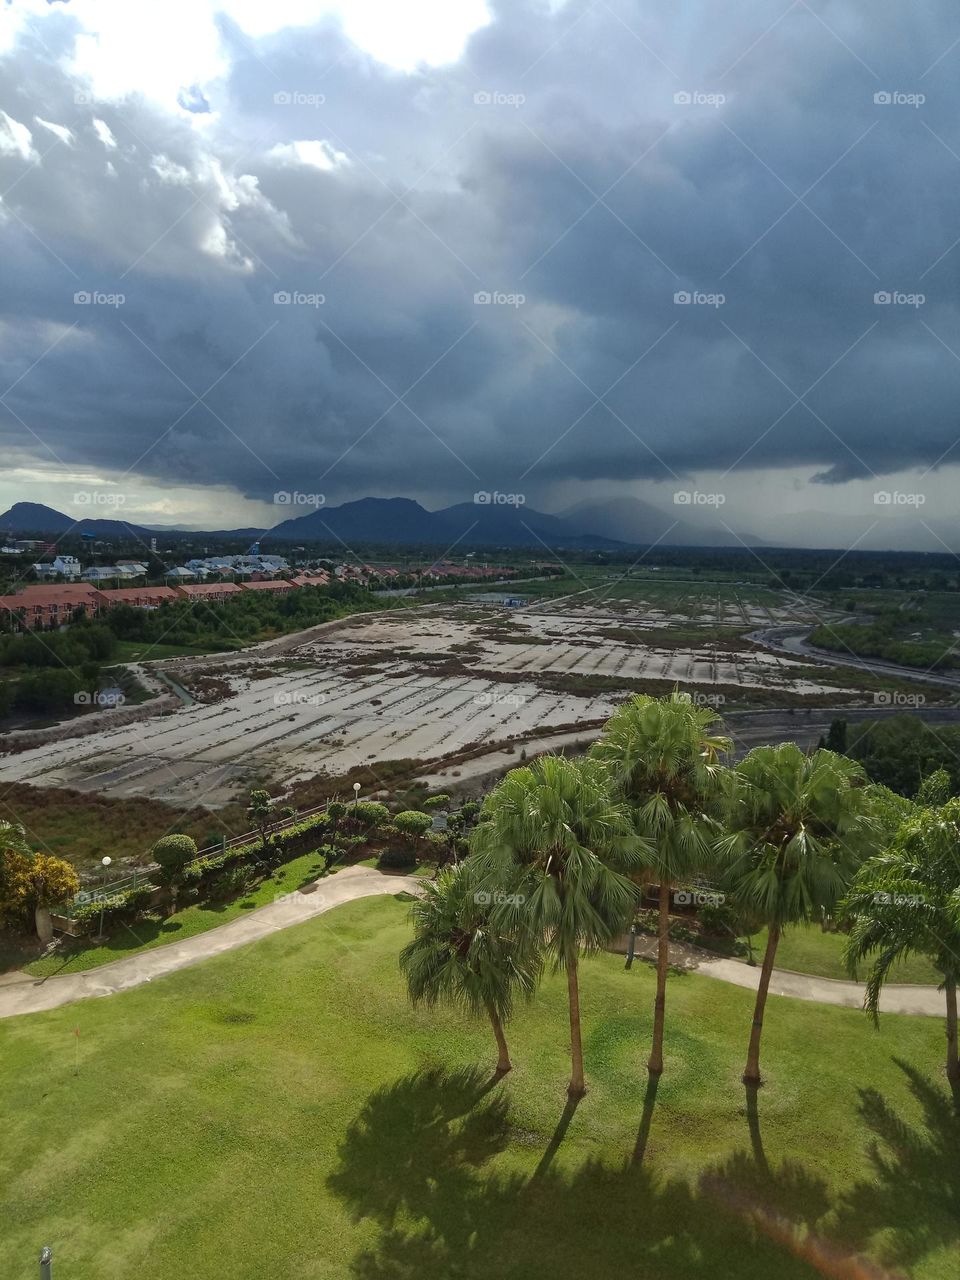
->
399;863;542;1075
592;691;731;1075
843;799;960;1084
718;744;878;1085
471;755;646;1096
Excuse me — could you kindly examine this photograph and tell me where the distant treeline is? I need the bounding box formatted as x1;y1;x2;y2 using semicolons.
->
839;715;960;797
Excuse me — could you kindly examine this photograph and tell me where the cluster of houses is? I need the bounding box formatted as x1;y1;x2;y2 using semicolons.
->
0;574;333;631
0;551;526;632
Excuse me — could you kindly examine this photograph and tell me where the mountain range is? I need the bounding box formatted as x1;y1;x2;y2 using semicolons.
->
0;496;749;549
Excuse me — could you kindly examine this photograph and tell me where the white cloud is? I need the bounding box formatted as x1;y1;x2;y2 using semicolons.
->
267;139;349;171
92;118;117;149
34;118;74;146
0;110;36;161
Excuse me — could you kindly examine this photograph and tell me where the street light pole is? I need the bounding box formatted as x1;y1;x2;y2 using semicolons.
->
39;1246;52;1279
352;781;361;813
97;855;112;941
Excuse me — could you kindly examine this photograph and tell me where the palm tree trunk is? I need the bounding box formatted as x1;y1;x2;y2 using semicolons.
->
485;1000;512;1075
567;948;586;1097
744;925;780;1085
648;881;671;1076
946;978;960;1084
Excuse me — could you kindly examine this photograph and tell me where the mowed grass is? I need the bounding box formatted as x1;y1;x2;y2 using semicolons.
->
750;923;941;986
1;895;956;1280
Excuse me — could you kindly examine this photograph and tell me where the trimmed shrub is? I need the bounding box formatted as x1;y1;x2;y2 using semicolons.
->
392;811;432;840
377;846;418;870
72;885;156;936
350;801;390;830
422;794;450;810
152;834;198;885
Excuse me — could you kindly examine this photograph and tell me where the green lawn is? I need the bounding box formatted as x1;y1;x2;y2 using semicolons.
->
1;895;955;1280
109;639;228;662
748;923;941;985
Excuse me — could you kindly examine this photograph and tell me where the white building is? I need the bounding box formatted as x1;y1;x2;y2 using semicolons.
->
33;555;81;580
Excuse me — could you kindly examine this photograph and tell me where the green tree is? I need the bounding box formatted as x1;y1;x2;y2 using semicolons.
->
916;767;951;808
393;810;433;838
399;863;542;1075
591;691;731;1075
152;834;198;914
718;744;878;1084
825;718;848;754
247;789;274;854
843;800;960;1084
471;755;646;1096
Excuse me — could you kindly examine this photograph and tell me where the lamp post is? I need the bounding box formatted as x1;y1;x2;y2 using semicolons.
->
39;1245;52;1278
352;781;361;813
97;855;112;941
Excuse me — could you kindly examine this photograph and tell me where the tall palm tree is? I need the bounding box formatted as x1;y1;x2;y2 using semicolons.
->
399;862;542;1075
718;744;878;1085
843;799;960;1084
592;691;731;1075
471;755;646;1096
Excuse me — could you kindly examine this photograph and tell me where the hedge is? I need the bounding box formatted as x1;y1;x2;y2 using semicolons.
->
71;885;156;936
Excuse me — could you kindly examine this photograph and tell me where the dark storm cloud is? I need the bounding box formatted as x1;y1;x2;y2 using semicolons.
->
3;0;960;511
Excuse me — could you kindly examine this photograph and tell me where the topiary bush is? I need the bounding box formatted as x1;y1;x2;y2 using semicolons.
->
377;846;418;870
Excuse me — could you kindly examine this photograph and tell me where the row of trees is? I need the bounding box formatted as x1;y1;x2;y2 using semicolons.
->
401;692;960;1096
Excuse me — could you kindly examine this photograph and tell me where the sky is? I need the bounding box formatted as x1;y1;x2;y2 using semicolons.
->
1;0;960;551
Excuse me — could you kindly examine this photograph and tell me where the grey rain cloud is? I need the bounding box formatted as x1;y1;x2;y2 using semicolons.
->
2;0;960;526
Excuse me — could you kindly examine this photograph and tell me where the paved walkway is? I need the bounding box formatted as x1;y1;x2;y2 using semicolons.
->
0;869;944;1020
625;934;943;1017
0;866;420;1020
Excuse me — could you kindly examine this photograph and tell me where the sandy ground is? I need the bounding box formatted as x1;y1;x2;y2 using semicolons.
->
0;597;861;808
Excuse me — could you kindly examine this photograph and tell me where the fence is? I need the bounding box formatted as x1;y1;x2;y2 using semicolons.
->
61;800;332;916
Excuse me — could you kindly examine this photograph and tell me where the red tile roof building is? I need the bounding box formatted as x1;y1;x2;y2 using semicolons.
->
97;586;181;609
239;579;295;594
0;584;104;630
174;583;244;602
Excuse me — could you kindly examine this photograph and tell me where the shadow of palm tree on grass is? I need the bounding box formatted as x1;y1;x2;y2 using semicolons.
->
329;1066;850;1280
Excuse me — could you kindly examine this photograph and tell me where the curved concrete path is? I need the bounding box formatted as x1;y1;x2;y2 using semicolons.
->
0;868;943;1020
626;934;943;1017
0;866;420;1020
